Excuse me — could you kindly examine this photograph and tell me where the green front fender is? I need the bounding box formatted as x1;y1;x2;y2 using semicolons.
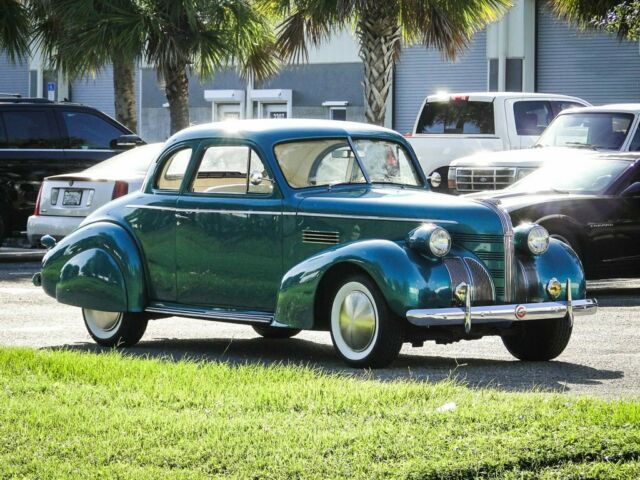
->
41;222;146;312
274;239;451;329
518;238;587;302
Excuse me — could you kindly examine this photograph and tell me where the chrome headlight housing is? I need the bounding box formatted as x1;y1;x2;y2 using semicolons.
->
407;224;452;258
514;224;549;255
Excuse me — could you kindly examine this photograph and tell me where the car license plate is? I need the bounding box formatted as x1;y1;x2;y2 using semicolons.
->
62;189;83;206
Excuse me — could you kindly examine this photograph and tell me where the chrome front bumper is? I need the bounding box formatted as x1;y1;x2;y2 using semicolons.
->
407;279;597;332
407;298;597;326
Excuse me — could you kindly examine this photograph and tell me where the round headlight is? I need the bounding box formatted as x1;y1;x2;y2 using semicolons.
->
527;225;550;255
407;224;452;258
429;227;452;257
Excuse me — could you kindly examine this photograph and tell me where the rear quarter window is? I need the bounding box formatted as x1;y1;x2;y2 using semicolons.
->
416;100;495;135
1;110;57;148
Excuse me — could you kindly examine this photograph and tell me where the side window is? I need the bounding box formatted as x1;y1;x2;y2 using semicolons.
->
513;101;553;136
2;110;57;148
155;148;192;190
62;111;125;149
629;125;640;152
191;145;273;195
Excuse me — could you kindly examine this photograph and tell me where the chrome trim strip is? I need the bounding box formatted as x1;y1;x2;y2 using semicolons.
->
406;298;597;327
477;199;514;302
464;257;496;301
291;211;458;224
146;305;273;324
125;204;458;224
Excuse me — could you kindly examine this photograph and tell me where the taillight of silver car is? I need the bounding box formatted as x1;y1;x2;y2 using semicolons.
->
33;185;43;215
111;181;129;200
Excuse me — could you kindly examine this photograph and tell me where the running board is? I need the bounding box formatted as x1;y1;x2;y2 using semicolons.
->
145;303;273;325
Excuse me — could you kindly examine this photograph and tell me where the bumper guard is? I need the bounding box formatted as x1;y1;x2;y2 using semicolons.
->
407;279;597;331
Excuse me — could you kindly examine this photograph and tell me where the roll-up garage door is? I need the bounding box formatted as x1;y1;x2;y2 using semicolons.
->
393;31;487;134
536;3;640;104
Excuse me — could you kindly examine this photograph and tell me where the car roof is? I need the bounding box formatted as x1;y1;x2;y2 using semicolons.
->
426;91;586;101
559;103;640;114
165;119;402;148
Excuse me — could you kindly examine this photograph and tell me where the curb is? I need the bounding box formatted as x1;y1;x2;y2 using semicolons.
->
0;250;46;263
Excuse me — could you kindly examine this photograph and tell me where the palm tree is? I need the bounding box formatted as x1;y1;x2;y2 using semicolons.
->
30;0;144;132
141;0;280;134
549;1;634;39
30;0;279;135
0;0;30;62
264;0;510;126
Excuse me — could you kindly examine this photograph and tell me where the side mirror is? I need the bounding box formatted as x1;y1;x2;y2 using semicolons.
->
621;181;640;197
110;134;144;150
249;170;264;186
428;171;442;189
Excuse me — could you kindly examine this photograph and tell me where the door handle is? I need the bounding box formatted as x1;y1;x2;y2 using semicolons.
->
175;213;190;219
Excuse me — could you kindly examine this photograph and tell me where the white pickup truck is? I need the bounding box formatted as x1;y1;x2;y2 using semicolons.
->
405;92;590;191
449;104;640;194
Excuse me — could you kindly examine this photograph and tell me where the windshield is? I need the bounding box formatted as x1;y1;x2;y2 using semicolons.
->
536;112;634;150
508;159;630;195
274;138;422;189
83;143;163;177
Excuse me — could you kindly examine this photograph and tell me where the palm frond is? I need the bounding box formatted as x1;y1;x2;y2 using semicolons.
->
548;0;616;27
0;0;30;62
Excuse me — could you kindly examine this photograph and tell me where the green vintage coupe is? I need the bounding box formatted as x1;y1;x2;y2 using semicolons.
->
34;120;597;367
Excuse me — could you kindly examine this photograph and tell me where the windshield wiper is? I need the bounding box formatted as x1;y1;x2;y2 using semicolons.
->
563;142;598;151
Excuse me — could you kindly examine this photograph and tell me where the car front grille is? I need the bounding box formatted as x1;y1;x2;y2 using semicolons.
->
455;167;517;192
452;233;506;301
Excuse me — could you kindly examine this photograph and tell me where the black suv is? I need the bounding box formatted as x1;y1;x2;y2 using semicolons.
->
0;96;143;243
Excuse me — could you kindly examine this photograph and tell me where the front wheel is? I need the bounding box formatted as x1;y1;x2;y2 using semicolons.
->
82;308;148;347
502;316;572;361
329;274;405;368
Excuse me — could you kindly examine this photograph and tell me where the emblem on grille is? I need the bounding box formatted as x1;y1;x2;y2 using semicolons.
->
515;305;527;320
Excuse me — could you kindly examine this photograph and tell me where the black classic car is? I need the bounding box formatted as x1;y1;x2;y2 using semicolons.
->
470;153;640;279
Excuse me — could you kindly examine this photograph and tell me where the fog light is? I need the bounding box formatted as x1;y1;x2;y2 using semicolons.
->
547;278;562;299
454;282;468;303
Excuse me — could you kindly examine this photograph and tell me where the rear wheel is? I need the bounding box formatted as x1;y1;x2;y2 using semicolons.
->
328;274;404;368
82;308;148;347
502;316;572;361
252;325;301;339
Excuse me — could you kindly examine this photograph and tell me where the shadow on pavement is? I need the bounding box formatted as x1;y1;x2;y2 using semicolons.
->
48;336;624;394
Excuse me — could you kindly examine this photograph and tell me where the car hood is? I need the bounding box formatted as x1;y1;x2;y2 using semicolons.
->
297;186;506;235
467;189;597;212
449;147;598;168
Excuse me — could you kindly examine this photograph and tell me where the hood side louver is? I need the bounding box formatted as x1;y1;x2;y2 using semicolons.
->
302;229;340;245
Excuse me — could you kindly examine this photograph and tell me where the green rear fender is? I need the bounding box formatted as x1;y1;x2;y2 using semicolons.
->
41;222;146;312
274;239;451;329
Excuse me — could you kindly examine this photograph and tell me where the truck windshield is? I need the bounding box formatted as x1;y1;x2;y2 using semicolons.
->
536;112;634;150
415;99;495;135
274;138;423;189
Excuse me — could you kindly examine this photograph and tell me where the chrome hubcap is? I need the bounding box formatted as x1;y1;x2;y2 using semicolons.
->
338;291;376;352
83;309;123;338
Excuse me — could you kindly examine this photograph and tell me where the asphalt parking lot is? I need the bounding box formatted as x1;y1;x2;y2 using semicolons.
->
1;260;638;399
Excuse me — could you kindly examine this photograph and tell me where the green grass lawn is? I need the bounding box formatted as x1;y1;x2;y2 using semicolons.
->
0;348;638;479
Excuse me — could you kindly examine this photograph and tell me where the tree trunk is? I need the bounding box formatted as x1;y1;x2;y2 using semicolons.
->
357;6;402;126
112;53;137;133
163;64;190;135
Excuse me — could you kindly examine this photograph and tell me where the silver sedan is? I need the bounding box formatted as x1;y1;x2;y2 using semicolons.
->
27;143;163;247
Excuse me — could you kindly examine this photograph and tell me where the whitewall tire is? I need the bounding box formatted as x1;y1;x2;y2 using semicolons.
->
329;274;404;368
82;309;148;347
